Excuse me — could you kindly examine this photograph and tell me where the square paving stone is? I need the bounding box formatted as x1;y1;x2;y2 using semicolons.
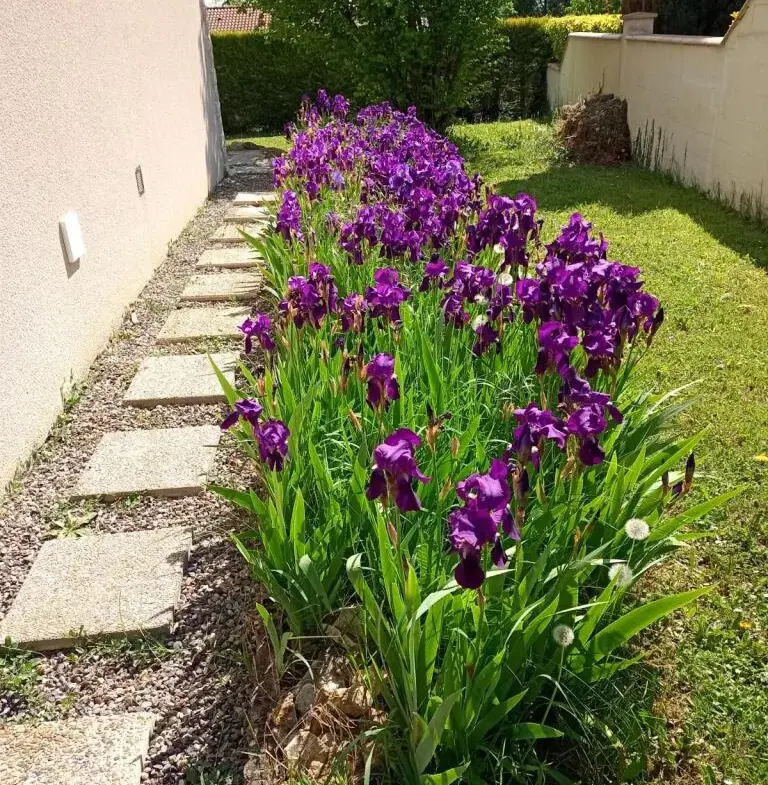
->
196;247;262;269
234;191;277;206
72;426;221;499
0;528;191;649
0;713;154;784
180;272;262;303
124;353;236;407
224;206;270;224
156;306;250;343
210;223;265;244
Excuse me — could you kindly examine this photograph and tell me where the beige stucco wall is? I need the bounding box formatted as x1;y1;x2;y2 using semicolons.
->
0;0;225;491
548;0;768;216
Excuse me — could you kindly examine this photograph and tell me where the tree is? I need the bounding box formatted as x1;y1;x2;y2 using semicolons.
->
233;0;501;129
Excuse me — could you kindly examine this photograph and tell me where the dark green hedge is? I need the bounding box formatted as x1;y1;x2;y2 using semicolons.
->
212;15;623;133
211;31;336;133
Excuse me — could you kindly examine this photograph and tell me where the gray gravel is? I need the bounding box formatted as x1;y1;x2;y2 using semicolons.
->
0;159;277;784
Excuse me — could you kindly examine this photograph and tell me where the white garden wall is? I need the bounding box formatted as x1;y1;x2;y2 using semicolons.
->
548;0;768;217
0;0;225;491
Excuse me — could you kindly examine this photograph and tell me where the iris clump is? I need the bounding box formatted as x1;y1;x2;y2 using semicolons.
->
213;92;733;785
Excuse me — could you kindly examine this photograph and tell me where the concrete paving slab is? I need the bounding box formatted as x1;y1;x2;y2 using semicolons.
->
224;206;270;223
210;224;265;244
196;247;262;269
0;528;191;649
123;353;236;407
0;713;155;784
156;306;250;344
234;191;277;206
72;426;221;499
180;272;262;303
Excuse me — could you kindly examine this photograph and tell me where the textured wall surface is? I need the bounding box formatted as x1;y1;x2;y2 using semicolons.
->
548;0;768;215
0;0;225;490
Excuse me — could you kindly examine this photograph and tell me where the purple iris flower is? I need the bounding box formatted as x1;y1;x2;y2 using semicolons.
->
536;321;579;375
512;404;567;469
276;190;303;243
340;292;368;333
365;354;400;412
256;419;290;471
220;399;263;431
366;429;430;512
472;321;500;357
365;268;411;326
279;264;338;329
449;459;516;589
239;314;275;354
419;256;450;292
441;293;470;328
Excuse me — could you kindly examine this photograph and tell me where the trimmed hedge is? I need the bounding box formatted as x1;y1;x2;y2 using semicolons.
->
490;14;622;118
211;15;623;133
211;31;342;133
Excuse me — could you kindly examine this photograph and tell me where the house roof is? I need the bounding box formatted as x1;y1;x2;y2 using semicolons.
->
206;7;270;33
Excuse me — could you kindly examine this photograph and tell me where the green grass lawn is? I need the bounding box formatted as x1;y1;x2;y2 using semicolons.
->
236;123;768;783
450;120;768;785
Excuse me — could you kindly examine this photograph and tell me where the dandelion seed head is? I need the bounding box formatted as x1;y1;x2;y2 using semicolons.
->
552;624;575;647
608;563;634;587
624;517;650;541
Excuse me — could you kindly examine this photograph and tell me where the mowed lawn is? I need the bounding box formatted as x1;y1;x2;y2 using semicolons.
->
235;123;768;783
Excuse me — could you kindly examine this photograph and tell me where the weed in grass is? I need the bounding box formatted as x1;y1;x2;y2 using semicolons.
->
0;644;45;714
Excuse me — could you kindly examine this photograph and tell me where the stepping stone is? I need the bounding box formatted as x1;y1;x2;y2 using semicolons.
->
180;272;262;303
234;191;277;206
0;528;191;649
124;353;236;407
156;306;250;344
72;426;221;499
0;713;154;784
196;247;262;269
224;205;270;223
210;223;265;244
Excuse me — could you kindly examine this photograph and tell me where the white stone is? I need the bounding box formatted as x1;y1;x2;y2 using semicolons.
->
180;272;262;303
72;426;220;499
234;191;277;206
156;306;250;343
123;353;236;407
196;247;262;269
224;206;270;223
0;528;191;650
0;714;155;784
210;224;265;244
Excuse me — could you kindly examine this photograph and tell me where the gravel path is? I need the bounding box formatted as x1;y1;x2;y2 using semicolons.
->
0;157;276;784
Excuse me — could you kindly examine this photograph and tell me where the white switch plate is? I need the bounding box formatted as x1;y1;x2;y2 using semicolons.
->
60;211;85;264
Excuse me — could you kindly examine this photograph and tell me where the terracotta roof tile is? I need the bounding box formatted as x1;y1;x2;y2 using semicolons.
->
206;7;270;33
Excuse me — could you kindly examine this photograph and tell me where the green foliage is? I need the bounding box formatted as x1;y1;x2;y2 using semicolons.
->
238;0;500;130
565;0;620;14
452;118;768;785
213;125;735;781
468;14;622;119
212;12;622;131
211;31;338;133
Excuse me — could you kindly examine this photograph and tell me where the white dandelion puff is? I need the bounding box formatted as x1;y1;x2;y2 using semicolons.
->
608;563;634;587
471;314;488;331
624;518;650;541
552;624;575;647
497;272;514;286
493;243;506;256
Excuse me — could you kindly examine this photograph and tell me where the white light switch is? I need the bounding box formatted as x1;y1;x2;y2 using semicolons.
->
60;211;85;264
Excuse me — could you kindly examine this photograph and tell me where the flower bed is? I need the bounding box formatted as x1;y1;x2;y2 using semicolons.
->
213;94;735;783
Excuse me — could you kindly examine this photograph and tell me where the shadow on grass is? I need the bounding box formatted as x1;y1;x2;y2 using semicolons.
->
496;164;768;272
